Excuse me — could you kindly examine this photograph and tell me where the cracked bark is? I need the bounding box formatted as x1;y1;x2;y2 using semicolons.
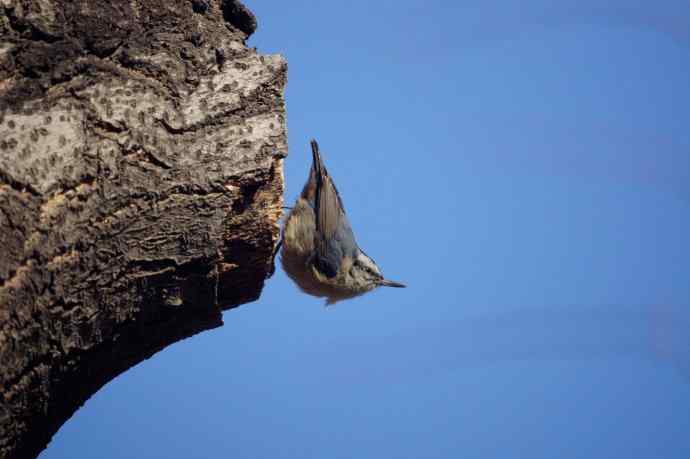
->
0;1;286;458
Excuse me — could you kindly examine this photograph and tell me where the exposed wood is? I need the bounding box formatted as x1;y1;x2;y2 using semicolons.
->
0;1;286;457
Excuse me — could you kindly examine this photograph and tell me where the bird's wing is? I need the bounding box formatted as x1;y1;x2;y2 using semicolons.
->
311;139;349;278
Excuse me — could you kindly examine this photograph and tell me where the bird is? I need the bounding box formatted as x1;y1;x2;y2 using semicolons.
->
279;139;405;305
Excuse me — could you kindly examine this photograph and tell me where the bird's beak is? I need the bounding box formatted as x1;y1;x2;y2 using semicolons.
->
379;279;406;288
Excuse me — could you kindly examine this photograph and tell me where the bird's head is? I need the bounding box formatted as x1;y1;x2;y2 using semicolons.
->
348;250;406;292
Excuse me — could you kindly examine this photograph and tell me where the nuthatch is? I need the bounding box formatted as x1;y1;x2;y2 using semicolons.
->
280;139;405;304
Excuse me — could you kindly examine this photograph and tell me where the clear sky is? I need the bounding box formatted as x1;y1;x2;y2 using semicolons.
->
44;1;690;458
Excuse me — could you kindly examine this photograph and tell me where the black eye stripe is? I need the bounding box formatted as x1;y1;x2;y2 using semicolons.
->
354;260;378;276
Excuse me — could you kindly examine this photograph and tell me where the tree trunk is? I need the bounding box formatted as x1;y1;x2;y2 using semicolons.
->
0;1;286;457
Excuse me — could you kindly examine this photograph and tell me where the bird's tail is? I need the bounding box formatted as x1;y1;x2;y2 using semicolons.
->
301;138;335;207
310;139;326;179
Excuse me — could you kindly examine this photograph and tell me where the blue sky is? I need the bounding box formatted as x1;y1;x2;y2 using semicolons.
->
44;1;690;458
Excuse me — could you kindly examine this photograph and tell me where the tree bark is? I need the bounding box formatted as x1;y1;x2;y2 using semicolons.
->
0;1;286;457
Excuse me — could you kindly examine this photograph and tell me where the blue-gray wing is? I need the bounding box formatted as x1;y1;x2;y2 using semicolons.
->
310;140;357;278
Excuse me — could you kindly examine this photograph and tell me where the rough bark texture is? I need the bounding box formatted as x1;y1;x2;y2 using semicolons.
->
0;1;286;458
